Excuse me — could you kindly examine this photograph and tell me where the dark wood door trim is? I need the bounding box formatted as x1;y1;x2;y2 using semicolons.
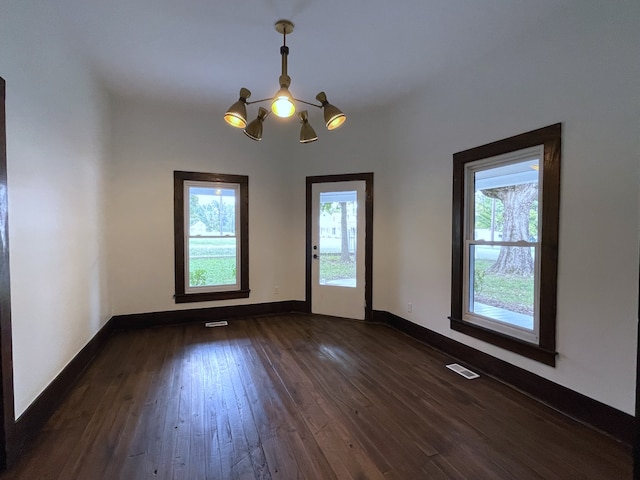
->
635;254;639;479
0;77;15;469
305;173;374;321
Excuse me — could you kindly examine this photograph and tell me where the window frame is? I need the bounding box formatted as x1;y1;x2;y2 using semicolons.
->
450;124;561;366
463;146;542;344
174;171;249;303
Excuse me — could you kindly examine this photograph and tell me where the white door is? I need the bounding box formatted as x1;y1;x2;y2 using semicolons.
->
311;181;366;319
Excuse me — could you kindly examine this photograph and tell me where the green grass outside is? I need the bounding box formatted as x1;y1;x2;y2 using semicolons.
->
474;259;534;314
188;252;530;315
320;254;356;281
189;256;236;286
189;237;236;257
189;252;355;287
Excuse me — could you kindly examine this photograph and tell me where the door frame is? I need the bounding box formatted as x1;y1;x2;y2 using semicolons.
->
0;77;15;469
305;173;374;321
635;254;639;478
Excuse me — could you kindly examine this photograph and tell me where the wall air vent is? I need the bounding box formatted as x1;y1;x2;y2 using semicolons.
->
446;363;480;379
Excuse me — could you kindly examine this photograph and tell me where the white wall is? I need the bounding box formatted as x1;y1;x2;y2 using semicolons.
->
385;2;639;414
285;106;393;309
108;97;393;315
108;95;299;314
0;2;110;417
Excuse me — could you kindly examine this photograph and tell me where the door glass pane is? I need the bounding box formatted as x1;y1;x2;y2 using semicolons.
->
469;245;534;330
318;191;357;287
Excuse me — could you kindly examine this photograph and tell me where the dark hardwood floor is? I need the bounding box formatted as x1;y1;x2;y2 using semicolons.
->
1;314;631;479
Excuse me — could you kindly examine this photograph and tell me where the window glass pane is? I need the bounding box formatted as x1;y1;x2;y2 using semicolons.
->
474;192;503;241
189;186;236;236
318;191;357;287
474;159;539;242
469;245;534;330
188;237;237;287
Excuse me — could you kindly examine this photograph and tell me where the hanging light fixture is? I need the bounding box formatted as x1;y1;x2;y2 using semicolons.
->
224;20;346;143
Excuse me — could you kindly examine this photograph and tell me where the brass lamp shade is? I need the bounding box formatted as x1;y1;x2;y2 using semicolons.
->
299;111;318;143
244;107;269;141
224;88;251;128
324;106;346;130
271;87;296;118
316;91;346;130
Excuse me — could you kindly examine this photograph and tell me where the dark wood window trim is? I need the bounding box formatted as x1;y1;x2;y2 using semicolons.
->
450;123;561;366
0;77;16;469
174;171;249;303
635;257;640;476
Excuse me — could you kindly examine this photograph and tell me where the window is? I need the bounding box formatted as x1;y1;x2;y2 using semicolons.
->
174;171;249;303
450;124;561;366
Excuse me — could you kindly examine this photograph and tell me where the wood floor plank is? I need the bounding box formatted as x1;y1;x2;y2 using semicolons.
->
153;326;189;479
115;329;180;479
0;314;631;480
249;318;388;480
234;321;335;479
264;318;426;477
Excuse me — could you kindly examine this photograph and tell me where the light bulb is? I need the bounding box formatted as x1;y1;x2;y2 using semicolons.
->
272;96;295;118
271;86;296;118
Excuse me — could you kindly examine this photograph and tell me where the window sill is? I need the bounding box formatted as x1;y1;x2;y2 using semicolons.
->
175;289;250;304
449;317;556;366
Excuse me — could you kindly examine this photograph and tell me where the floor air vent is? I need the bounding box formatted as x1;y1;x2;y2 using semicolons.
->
446;363;480;379
205;321;228;327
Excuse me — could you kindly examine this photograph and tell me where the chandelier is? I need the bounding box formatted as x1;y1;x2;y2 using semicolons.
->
224;20;347;143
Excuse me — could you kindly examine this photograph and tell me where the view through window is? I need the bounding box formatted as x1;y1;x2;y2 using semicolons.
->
186;182;239;291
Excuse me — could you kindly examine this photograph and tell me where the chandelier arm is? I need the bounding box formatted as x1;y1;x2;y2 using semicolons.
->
246;97;322;109
245;98;274;105
294;98;323;109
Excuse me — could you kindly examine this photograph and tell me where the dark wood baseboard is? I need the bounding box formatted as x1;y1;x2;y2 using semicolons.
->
373;310;634;446
9;316;117;466
111;300;309;329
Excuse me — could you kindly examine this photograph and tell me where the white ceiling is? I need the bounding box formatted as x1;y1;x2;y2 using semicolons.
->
56;0;575;110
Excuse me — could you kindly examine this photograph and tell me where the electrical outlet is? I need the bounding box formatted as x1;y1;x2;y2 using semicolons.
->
274;285;279;295
407;302;413;313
